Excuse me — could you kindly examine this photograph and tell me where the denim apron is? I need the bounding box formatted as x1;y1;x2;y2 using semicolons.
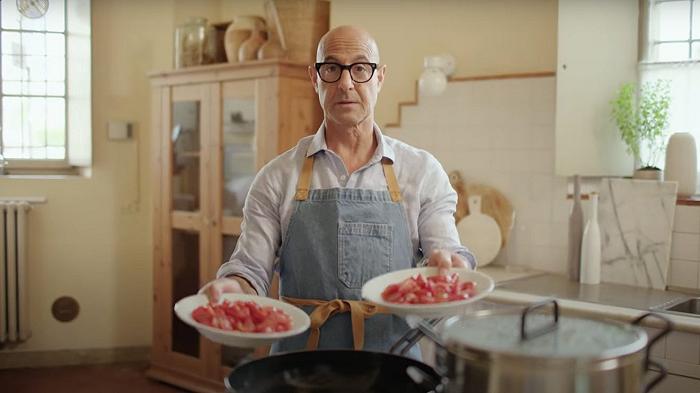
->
271;154;419;358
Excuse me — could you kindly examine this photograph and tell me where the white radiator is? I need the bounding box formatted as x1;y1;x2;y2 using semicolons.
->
1;201;31;344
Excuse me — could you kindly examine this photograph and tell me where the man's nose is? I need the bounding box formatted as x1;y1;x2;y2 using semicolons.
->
337;68;354;90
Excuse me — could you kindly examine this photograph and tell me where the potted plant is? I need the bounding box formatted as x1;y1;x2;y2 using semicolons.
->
611;79;671;180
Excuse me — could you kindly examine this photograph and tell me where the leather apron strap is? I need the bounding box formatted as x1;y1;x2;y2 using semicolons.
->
282;296;387;350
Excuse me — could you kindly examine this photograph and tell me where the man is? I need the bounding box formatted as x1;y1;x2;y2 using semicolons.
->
201;25;475;356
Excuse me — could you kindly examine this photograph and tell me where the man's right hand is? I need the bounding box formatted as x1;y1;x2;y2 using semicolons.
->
200;276;257;303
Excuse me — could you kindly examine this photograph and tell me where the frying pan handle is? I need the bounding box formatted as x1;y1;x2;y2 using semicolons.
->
520;298;559;341
631;313;673;393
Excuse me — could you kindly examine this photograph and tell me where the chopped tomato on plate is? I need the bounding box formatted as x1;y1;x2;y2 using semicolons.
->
192;300;292;333
381;273;477;304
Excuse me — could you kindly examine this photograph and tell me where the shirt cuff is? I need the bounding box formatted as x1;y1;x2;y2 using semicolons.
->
415;250;478;269
217;264;267;296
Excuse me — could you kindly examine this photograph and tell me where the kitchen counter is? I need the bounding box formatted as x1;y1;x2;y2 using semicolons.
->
481;268;700;333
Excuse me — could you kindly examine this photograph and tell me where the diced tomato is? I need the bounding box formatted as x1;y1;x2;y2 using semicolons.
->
192;306;214;325
381;273;477;305
191;300;293;333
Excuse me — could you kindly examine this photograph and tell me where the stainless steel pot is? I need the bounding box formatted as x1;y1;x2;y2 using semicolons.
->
412;299;672;393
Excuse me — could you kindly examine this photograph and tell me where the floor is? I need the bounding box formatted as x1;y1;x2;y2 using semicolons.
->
0;363;192;393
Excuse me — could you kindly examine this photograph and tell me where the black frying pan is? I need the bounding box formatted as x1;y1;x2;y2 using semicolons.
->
225;349;442;393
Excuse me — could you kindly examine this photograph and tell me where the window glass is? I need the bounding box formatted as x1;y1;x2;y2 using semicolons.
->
655;0;691;41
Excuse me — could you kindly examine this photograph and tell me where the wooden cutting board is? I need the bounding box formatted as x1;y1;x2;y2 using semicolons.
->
449;171;515;264
456;195;502;266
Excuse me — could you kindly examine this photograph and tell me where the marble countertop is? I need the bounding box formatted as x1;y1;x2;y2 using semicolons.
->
479;265;700;333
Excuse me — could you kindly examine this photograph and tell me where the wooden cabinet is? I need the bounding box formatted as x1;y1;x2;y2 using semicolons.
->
147;60;321;392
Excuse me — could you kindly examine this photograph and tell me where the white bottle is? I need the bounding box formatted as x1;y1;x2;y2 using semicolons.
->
580;192;601;285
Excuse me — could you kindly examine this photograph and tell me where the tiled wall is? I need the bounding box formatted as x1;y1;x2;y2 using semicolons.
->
670;205;700;289
388;76;700;288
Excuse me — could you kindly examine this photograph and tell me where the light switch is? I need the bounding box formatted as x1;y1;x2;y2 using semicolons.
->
107;121;132;140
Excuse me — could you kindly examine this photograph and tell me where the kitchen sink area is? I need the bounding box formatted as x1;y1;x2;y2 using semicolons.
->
495;272;695;315
654;297;700;318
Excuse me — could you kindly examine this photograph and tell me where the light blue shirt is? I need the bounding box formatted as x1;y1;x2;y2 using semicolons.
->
217;124;476;296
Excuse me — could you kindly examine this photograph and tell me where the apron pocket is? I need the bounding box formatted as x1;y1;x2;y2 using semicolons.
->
338;222;393;289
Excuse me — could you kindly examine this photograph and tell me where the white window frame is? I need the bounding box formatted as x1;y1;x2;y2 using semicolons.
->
640;0;700;195
644;0;698;63
0;0;91;175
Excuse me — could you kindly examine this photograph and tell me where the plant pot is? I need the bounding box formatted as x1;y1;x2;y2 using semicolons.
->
633;167;663;181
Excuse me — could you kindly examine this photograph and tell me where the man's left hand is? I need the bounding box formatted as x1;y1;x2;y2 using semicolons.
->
426;249;471;275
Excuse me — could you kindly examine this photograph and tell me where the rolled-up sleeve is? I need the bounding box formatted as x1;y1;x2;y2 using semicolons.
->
216;167;282;296
416;154;477;269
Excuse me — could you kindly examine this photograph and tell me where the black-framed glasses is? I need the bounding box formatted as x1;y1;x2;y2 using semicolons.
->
314;62;378;83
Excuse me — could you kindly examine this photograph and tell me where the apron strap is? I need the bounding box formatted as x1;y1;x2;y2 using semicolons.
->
381;157;402;202
294;155;315;201
294;155;403;202
282;296;386;350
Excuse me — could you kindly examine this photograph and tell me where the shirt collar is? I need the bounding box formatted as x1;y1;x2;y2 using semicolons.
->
305;123;396;163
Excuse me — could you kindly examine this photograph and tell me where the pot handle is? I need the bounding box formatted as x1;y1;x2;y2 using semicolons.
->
631;313;673;393
390;318;444;355
520;298;559;341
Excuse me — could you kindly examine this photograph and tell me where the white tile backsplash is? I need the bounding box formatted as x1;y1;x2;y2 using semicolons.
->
669;259;700;289
671;233;700;262
392;75;700;282
674;205;700;234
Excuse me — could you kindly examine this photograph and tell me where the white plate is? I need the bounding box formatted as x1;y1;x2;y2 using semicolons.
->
174;293;310;348
361;267;495;318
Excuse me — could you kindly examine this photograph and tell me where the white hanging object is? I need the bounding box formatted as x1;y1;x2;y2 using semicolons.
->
418;54;455;96
665;132;698;198
580;193;601;285
456;195;502;267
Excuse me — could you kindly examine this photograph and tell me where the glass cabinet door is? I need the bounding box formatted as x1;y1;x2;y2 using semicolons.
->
161;84;211;372
219;80;257;219
171;100;202;212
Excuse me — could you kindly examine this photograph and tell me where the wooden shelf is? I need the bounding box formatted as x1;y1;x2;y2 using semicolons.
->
678;196;700;206
567;193;700;206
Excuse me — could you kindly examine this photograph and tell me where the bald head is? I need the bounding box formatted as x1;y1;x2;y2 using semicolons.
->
316;25;380;63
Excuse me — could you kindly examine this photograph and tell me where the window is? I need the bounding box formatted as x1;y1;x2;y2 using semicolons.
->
0;0;91;173
648;0;699;61
640;0;700;176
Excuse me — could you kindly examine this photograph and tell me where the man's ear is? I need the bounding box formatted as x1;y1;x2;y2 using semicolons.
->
308;65;319;92
376;64;386;92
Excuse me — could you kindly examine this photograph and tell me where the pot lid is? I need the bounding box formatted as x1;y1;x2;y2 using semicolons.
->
442;308;647;359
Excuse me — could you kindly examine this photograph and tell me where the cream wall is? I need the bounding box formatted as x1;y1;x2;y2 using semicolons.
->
0;0;182;352
0;0;556;354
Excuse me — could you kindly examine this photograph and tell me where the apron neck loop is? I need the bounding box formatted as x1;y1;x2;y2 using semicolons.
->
294;155;403;202
294;155;315;201
381;157;402;202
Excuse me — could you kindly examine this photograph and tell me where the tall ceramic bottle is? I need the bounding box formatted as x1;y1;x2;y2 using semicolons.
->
567;175;583;282
665;132;698;198
580;192;601;285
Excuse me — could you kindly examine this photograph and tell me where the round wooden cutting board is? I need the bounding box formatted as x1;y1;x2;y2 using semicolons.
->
456;195;502;266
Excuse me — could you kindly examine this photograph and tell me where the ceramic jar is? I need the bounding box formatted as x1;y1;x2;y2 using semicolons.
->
238;19;267;62
224;16;265;63
665;132;698;197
